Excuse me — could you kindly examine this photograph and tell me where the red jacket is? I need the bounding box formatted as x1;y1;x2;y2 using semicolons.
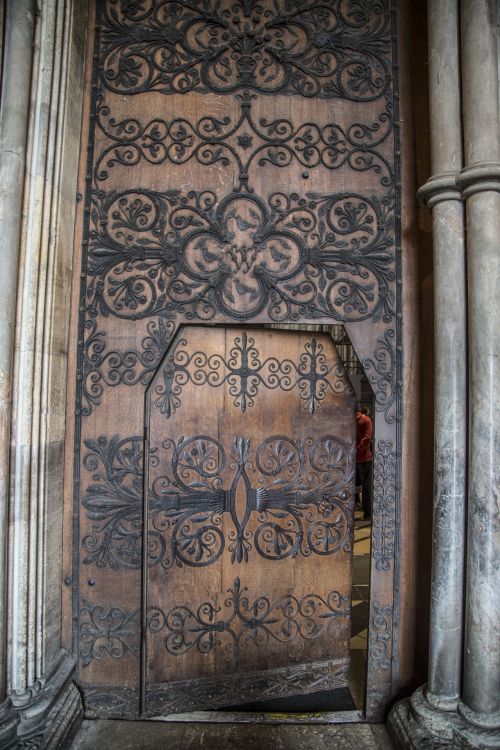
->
356;411;373;462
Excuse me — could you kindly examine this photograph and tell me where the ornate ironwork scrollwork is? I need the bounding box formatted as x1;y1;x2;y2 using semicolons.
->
81;435;146;569
79;599;141;666
368;599;392;670
372;440;395;571
147;577;349;669
81;317;175;416
99;0;391;101
86;187;395;324
95;89;394;191
149;432;354;567
153;332;352;417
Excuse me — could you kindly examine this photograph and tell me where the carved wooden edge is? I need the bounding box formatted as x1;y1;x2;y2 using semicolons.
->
80;658;349;719
146;658;350;716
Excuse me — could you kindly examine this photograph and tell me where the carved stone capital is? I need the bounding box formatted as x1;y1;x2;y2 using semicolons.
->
9;652;83;749
389;687;500;749
417;172;461;208
457;162;500;198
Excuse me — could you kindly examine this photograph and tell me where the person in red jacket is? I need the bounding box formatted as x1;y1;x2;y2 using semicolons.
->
356;407;373;520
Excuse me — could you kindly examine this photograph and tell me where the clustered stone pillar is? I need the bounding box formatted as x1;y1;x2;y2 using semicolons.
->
0;2;36;747
389;0;500;747
419;0;467;713
459;0;500;733
0;1;86;747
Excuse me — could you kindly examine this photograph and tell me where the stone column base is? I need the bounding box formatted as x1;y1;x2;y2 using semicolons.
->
0;699;20;749
389;687;500;749
1;651;83;749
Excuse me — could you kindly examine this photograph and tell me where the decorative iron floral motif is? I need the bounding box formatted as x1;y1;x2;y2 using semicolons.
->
147;577;349;669
148;432;354;568
86;187;395;324
81;430;353;570
81;435;146;569
79;599;140;666
153;332;353;416
363;326;396;421
95;89;394;190
368;600;392;670
99;0;391;100
81;317;175;416
372;440;395;571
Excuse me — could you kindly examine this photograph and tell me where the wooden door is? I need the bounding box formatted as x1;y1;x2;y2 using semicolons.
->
68;0;402;721
144;326;355;714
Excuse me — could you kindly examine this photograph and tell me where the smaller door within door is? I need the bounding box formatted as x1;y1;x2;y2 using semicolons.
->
143;326;356;715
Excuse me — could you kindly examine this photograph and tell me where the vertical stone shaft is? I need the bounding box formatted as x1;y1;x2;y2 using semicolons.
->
461;0;500;720
0;0;36;702
421;0;467;708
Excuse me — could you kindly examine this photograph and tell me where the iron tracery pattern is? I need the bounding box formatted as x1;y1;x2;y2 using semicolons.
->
147;576;349;669
95;89;394;191
79;599;141;666
153;331;353;416
80;430;354;570
371;440;395;571
99;0;391;100
81;317;175;416
72;0;403;720
81;435;146;569
148;433;354;568
86;187;395;324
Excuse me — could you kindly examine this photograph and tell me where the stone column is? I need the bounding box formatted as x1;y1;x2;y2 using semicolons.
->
0;2;35;747
389;1;468;745
389;0;500;747
419;0;466;712
459;0;500;735
0;0;88;747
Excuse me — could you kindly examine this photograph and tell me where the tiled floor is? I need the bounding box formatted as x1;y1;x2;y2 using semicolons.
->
72;720;394;749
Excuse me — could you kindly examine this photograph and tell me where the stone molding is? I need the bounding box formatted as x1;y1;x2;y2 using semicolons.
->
14;653;83;750
0;653;82;749
458;701;500;732
417;172;462;208
0;0;87;747
457;162;500;198
389;687;500;749
418;162;500;208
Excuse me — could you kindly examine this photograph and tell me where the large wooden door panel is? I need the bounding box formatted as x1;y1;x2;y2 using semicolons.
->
144;326;355;713
67;0;402;721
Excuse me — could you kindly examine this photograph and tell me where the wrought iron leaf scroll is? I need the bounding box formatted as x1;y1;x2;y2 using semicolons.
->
100;0;391;100
87;188;395;324
147;577;349;669
148;433;354;568
95;89;394;190
153;332;353;416
81;431;354;570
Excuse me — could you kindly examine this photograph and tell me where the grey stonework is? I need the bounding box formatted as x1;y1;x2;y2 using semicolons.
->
0;0;87;747
389;0;500;746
